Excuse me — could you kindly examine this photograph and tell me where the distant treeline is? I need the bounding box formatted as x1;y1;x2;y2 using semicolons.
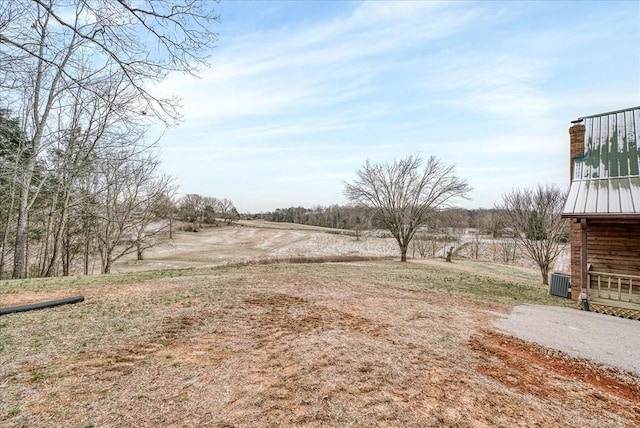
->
246;206;505;235
246;206;372;230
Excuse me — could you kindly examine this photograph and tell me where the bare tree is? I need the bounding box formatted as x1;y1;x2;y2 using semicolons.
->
0;0;218;277
202;196;221;224
495;184;568;285
496;238;517;264
152;194;179;239
218;198;239;224
1;0;218;121
177;194;237;228
0;109;30;278
410;235;424;258
131;174;175;261
73;173;102;275
178;194;206;228
467;231;482;260
94;147;171;274
38;70;142;276
344;153;471;262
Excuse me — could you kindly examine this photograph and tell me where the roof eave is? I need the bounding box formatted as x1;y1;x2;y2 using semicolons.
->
561;213;640;220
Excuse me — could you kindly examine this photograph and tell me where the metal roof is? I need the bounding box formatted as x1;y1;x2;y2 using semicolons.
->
563;177;640;216
563;106;640;217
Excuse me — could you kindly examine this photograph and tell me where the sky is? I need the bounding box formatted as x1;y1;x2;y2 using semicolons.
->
155;0;640;214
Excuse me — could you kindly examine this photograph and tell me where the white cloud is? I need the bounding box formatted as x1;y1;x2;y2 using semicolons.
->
157;1;481;124
155;1;639;212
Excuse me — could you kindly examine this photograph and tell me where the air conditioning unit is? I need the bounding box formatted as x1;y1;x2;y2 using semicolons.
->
549;273;571;298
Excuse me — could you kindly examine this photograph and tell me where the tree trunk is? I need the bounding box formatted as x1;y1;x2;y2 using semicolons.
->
0;180;18;280
137;241;144;260
400;242;408;262
103;254;112;274
39;213;52;276
12;176;30;278
44;200;68;277
62;222;70;276
446;247;454;262
84;235;90;276
541;266;549;285
0;225;8;279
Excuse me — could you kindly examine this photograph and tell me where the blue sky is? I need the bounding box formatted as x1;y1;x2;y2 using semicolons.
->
156;0;640;213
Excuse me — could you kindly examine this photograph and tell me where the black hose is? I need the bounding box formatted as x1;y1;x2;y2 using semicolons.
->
0;295;84;315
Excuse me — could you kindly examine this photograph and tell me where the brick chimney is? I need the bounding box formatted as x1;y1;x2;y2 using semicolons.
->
568;122;585;299
569;122;585;181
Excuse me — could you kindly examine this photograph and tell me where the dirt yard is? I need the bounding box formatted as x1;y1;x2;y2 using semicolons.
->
1;223;638;427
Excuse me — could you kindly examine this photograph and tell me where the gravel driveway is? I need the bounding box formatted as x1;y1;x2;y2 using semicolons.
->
494;304;640;376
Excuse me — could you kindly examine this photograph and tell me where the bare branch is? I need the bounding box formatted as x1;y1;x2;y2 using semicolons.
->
495;184;569;285
344;153;471;262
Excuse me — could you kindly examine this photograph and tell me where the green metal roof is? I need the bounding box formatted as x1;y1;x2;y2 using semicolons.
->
563;106;640;217
575;106;640;180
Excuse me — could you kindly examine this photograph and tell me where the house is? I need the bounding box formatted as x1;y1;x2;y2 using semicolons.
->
562;106;640;319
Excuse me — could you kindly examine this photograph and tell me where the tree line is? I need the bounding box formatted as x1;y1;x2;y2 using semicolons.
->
251;204;504;236
0;0;219;278
248;205;372;230
0;110;176;276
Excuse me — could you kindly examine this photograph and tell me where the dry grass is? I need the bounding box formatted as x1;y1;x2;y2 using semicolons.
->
1;225;638;427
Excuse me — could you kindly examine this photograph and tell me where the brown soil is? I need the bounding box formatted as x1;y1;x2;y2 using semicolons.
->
470;330;640;405
1;224;638;427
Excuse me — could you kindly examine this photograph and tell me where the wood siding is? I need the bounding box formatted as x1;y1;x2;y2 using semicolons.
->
570;219;640;307
585;221;640;276
569;219;582;299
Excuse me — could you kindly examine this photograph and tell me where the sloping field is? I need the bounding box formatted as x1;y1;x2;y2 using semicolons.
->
1;225;638;427
108;222;399;273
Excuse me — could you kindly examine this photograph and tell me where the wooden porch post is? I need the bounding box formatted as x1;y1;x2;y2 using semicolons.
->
580;218;589;310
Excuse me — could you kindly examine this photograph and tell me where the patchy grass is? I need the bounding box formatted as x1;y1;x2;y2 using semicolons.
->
0;256;391;295
1;260;636;427
0;268;196;293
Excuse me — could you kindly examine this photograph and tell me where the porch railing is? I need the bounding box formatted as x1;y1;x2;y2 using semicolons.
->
588;270;640;310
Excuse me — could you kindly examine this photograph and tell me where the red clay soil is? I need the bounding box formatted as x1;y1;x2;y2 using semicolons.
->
470;330;640;421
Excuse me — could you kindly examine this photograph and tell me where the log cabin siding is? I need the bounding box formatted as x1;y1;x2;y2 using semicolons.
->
586;221;640;276
569;220;582;300
569;220;640;300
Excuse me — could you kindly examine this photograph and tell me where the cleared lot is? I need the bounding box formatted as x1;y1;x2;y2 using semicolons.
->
1;225;638;427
